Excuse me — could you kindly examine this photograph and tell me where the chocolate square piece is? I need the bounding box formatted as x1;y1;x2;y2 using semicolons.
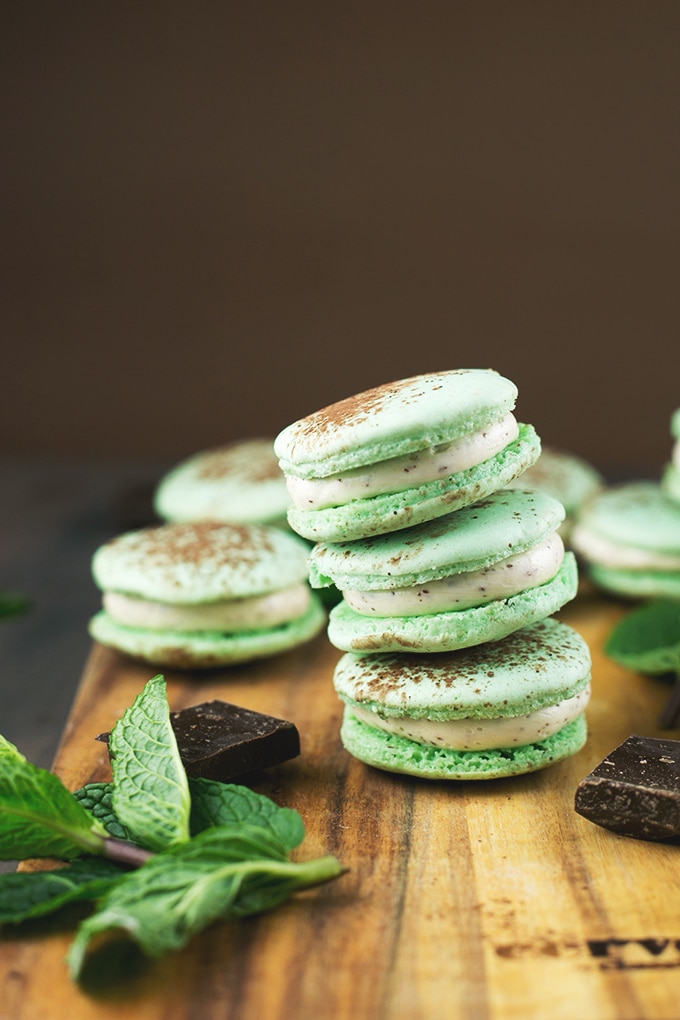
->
575;734;680;841
98;701;300;781
169;701;300;780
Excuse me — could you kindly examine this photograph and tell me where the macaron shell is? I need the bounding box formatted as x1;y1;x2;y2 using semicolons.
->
92;521;312;604
275;368;518;478
662;463;680;504
332;613;589;719
587;564;680;600
671;408;680;440
88;593;326;669
326;552;578;653
309;487;565;590
287;422;541;543
505;446;603;517
573;482;680;555
154;439;290;525
339;709;587;779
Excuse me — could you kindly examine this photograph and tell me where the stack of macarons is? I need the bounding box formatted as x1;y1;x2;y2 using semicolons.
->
572;408;680;602
275;369;591;779
89;520;325;668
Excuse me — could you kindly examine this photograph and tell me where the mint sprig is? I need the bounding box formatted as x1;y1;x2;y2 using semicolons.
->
0;591;30;620
606;600;680;727
68;824;339;971
605;600;680;675
0;676;345;986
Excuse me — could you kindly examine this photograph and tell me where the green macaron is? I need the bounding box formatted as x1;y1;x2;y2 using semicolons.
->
89;520;326;668
154;438;291;526
505;446;603;542
662;409;680;505
571;481;680;600
308;488;578;653
274;369;541;542
333;618;591;779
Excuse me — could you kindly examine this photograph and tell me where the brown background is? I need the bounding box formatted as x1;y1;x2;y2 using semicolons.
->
2;2;679;480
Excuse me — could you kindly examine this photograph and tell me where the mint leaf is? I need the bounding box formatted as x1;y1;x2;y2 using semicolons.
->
606;600;680;675
0;758;106;861
68;824;344;977
0;858;124;924
0;592;29;620
189;779;305;851
109;675;191;851
73;783;132;842
0;735;25;762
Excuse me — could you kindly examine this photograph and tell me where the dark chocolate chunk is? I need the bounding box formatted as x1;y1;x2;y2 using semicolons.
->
575;734;680;841
658;674;680;729
97;700;300;781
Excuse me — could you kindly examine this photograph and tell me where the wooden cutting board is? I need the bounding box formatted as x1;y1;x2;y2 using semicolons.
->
2;593;680;1020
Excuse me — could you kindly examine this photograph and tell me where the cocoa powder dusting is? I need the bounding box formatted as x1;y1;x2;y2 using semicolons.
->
345;620;586;703
194;440;281;484
293;371;462;443
109;521;276;579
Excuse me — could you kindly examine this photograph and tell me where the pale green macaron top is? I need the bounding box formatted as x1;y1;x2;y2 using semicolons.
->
572;482;680;557
92;520;312;605
275;368;519;478
333;618;591;722
663;410;680;504
154;438;290;525
308;488;565;591
671;408;680;439
506;446;603;520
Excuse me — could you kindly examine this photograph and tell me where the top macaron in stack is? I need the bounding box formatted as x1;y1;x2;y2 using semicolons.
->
274;369;591;779
275;368;539;544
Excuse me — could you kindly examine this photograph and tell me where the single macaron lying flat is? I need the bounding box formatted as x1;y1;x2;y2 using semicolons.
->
154;438;290;526
308;488;578;653
662;409;680;505
89;520;326;668
274;368;541;542
333;618;591;780
571;481;680;600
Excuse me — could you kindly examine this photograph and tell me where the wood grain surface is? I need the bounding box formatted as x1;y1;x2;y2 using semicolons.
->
2;592;680;1020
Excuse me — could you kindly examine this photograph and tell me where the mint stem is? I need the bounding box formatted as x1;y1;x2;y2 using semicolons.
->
101;836;154;868
285;855;348;890
658;672;680;729
205;854;347;895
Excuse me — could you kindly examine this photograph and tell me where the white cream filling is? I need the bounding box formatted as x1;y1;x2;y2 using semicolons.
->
570;526;680;571
351;685;590;751
286;413;519;511
343;532;564;616
103;584;311;633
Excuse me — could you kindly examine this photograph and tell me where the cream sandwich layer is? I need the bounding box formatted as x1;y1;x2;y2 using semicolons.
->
570;528;680;571
103;584;311;633
343;532;564;616
351;684;590;751
286;413;519;511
